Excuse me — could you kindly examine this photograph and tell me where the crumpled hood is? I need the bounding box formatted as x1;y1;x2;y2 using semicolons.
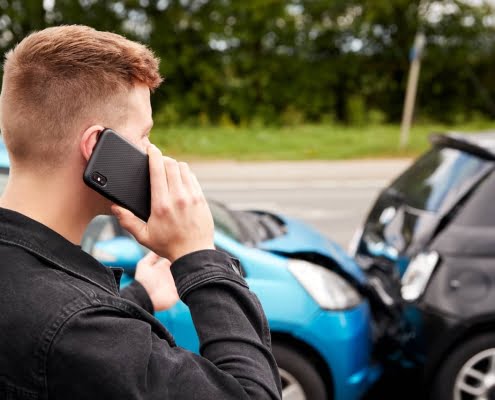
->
257;214;367;283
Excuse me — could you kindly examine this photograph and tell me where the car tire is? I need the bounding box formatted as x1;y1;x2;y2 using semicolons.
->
272;342;329;400
431;333;495;400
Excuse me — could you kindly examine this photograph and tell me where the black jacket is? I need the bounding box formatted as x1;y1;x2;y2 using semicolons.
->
0;208;282;399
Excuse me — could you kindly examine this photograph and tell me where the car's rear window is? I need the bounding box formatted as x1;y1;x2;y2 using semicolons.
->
389;147;486;212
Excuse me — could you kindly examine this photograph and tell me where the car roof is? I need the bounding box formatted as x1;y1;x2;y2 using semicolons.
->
430;131;495;160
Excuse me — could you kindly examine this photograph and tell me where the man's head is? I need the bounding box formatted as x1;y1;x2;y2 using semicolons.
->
0;25;162;216
1;25;162;167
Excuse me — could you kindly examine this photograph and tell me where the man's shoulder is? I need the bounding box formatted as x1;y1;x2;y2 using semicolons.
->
0;243;102;301
0;243;166;331
0;242;137;351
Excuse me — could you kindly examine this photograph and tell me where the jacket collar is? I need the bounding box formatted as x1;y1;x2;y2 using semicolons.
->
0;207;121;295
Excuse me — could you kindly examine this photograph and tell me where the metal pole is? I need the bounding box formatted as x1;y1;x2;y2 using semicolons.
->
400;32;426;149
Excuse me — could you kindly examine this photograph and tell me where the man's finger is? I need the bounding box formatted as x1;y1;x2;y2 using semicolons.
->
163;157;183;195
148;145;168;209
178;162;193;193
111;205;147;243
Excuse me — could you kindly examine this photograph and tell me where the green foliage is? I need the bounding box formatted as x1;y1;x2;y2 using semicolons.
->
280;105;306;126
346;95;366;125
0;0;495;126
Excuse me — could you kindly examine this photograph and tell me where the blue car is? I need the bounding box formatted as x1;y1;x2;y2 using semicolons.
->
83;201;381;400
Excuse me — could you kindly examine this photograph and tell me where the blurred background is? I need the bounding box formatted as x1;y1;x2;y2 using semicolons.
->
1;0;495;161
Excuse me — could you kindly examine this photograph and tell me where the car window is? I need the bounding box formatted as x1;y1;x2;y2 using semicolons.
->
390;147;486;212
209;201;246;243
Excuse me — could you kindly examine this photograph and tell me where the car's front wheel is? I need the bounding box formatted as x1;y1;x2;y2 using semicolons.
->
432;333;495;400
272;343;329;400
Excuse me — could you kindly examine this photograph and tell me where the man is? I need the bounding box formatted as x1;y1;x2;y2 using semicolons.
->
0;25;281;399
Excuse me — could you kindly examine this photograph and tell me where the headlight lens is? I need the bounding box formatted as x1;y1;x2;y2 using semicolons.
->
401;251;440;302
288;259;362;310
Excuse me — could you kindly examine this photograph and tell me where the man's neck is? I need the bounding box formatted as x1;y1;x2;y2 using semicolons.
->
0;173;95;245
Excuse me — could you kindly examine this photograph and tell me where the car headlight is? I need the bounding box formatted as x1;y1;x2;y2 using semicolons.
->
401;251;440;302
288;259;362;310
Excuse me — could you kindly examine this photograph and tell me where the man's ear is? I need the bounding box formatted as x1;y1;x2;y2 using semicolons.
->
80;125;105;162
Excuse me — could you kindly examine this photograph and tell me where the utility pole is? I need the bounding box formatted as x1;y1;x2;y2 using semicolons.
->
399;32;426;149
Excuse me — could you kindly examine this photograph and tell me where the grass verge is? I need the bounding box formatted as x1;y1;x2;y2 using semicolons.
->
151;121;495;161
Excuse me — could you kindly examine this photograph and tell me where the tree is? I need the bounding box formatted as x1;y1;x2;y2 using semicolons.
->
0;0;494;125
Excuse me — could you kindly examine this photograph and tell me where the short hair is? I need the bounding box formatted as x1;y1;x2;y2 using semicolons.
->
0;25;162;168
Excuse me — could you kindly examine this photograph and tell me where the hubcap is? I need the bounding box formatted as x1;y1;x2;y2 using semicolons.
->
279;368;306;400
455;348;495;400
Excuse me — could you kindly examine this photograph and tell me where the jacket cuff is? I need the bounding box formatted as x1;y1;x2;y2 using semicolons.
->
120;280;154;315
171;249;246;301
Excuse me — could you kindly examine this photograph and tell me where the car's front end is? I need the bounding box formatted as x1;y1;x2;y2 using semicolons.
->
244;213;381;399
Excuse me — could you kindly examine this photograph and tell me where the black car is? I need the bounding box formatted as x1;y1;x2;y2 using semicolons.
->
351;132;495;399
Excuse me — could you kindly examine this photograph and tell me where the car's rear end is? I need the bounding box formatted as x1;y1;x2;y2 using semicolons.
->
350;132;495;365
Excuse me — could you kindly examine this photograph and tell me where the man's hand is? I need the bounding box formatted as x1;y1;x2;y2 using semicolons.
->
134;251;179;311
111;144;215;262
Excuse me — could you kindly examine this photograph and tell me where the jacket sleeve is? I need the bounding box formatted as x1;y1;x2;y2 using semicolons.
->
46;250;282;400
119;280;154;314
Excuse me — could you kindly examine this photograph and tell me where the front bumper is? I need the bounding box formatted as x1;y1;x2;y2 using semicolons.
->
290;302;381;400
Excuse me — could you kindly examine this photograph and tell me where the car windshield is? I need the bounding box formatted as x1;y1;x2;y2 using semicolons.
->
209;201;246;243
389;146;486;212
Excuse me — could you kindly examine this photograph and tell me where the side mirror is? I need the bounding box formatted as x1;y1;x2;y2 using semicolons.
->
92;236;144;273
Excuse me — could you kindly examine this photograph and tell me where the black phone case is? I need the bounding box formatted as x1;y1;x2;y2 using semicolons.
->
83;129;151;221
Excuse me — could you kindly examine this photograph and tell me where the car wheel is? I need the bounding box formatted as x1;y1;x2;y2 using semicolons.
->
431;333;495;400
272;343;329;400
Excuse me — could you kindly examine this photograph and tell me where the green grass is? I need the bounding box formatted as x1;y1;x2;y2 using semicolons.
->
151;121;495;161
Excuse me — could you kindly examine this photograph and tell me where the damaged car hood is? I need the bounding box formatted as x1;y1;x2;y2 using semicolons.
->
257;215;367;283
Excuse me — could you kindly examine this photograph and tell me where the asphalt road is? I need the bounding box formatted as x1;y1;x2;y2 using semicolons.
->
192;159;412;249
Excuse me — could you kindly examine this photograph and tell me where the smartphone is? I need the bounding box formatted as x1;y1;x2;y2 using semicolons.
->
83;128;151;221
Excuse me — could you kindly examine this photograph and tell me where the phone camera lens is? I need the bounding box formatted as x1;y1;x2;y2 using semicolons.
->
92;172;107;187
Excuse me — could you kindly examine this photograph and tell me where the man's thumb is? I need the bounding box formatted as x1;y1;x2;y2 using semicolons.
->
111;205;146;242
